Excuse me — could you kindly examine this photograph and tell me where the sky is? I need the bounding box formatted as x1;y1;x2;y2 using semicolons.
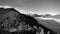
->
0;0;60;15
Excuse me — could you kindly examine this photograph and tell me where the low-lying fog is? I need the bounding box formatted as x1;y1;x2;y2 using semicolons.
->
36;17;60;23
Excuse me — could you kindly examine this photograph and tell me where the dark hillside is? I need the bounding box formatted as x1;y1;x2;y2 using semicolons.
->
0;8;57;34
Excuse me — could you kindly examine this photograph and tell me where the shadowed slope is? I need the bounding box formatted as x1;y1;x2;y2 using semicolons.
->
0;8;57;34
35;17;60;33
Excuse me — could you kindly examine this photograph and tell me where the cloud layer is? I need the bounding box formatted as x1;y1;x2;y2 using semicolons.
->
0;0;60;15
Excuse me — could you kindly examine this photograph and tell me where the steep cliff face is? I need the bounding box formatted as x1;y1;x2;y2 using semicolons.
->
0;8;57;34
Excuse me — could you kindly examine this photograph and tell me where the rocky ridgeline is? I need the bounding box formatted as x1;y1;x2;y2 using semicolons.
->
0;7;58;34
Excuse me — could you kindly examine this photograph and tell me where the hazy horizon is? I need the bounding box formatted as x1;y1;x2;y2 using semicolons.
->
0;0;60;15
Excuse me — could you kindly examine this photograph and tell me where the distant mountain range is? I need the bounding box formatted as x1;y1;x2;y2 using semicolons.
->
28;13;52;17
52;14;60;19
30;13;60;19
